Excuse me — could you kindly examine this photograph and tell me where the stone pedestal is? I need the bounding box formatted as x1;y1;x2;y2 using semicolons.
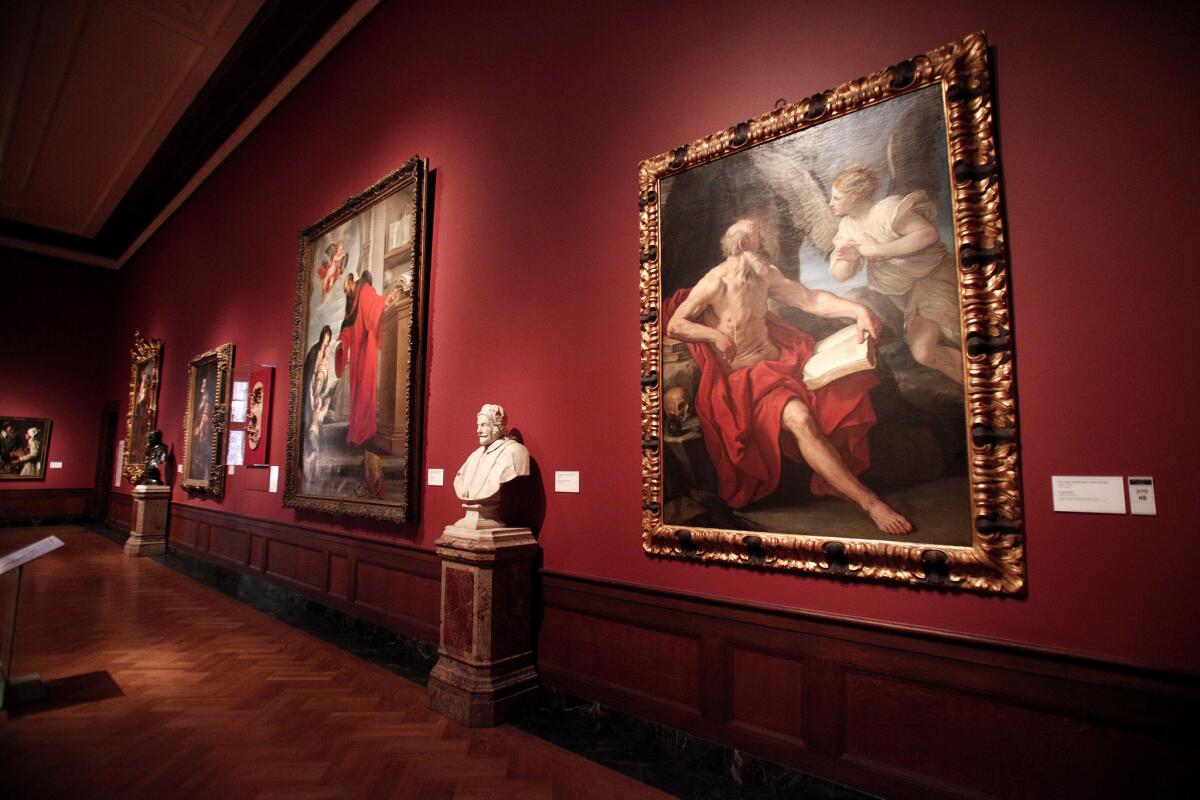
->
124;484;170;557
427;524;539;727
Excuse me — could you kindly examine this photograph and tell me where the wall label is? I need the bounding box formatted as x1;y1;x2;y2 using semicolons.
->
1051;475;1126;514
1127;476;1157;516
427;468;444;486
555;471;580;493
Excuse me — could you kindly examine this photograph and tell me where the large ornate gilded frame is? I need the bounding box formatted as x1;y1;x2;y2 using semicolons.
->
283;156;430;522
181;342;234;496
639;33;1023;594
122;331;163;484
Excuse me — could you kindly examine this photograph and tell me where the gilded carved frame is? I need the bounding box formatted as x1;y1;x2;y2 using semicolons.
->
283;156;430;522
639;33;1024;594
122;331;163;484
181;342;234;496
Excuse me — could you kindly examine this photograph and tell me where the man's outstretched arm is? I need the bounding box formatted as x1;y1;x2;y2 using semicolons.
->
767;267;881;342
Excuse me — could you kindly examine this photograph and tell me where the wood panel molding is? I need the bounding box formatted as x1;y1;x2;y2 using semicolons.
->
539;572;1198;800
105;491;134;532
166;503;440;643
0;487;94;524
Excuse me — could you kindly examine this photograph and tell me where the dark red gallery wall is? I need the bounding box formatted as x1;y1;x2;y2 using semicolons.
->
0;250;118;492
106;1;1200;671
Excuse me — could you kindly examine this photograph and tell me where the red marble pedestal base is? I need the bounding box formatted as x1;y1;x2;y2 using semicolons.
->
125;484;170;557
427;525;539;727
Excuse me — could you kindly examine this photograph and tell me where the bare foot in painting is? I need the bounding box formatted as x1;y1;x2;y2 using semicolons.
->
865;499;913;535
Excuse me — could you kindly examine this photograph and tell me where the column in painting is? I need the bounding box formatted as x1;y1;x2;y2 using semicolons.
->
372;295;411;455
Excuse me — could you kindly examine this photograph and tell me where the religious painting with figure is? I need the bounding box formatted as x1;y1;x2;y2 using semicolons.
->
0;417;51;480
181;342;233;496
639;33;1025;593
285;157;430;523
123;331;163;484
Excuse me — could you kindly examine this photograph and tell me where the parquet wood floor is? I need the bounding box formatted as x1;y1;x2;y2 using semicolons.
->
0;526;671;800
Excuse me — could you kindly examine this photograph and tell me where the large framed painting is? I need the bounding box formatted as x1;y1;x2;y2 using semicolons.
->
123;331;163;484
639;33;1024;593
285;156;430;522
182;342;234;496
0;417;52;480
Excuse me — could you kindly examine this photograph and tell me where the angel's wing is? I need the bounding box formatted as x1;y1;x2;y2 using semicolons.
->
746;147;839;255
886;89;945;200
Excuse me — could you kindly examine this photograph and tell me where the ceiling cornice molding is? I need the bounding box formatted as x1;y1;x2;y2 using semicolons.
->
0;0;383;270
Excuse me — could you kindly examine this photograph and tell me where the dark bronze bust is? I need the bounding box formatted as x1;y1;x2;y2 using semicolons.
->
141;429;168;485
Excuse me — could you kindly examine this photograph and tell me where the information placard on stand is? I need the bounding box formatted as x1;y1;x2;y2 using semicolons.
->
1;535;64;709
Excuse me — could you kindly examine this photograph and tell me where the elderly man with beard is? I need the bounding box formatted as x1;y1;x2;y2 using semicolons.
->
666;218;912;535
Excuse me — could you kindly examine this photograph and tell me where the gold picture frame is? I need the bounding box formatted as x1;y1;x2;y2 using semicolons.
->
181;342;234;496
639;32;1023;594
122;331;163;484
284;156;430;522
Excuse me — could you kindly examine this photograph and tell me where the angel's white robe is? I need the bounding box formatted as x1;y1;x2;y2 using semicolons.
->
832;191;961;341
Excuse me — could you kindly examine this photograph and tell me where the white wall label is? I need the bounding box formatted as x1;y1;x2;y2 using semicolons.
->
427;468;444;486
114;440;125;487
49;461;63;469
269;465;279;493
226;430;245;466
1127;476;1157;516
555;471;580;493
227;465;236;475
177;464;184;474
1051;475;1126;514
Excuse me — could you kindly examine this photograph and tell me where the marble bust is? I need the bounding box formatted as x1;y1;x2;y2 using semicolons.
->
452;404;529;529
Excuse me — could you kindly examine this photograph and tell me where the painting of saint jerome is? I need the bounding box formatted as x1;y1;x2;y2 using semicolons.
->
286;157;430;523
642;33;1022;592
658;85;971;546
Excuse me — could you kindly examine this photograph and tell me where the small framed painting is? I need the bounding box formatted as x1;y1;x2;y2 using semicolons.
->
0;417;52;480
182;342;234;495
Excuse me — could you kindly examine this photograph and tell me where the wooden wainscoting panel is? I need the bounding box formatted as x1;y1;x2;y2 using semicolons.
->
207;522;250;569
329;554;349;599
539;605;703;716
165;504;441;644
840;666;1171;799
540;572;1197;800
0;488;94;523
264;537;325;591
170;511;199;548
105;490;133;531
353;557;441;641
249;534;265;571
728;645;807;747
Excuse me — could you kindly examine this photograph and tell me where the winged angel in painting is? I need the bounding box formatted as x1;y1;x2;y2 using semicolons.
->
661;86;969;543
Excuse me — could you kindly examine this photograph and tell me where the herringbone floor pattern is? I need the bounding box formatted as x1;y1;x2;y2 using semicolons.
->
0;526;670;800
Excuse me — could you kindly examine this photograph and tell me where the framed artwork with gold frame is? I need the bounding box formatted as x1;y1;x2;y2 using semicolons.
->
181;342;234;496
123;331;163;484
639;32;1023;594
0;417;52;480
284;156;430;522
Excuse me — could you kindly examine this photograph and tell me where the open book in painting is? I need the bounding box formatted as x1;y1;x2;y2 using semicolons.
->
802;323;876;390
